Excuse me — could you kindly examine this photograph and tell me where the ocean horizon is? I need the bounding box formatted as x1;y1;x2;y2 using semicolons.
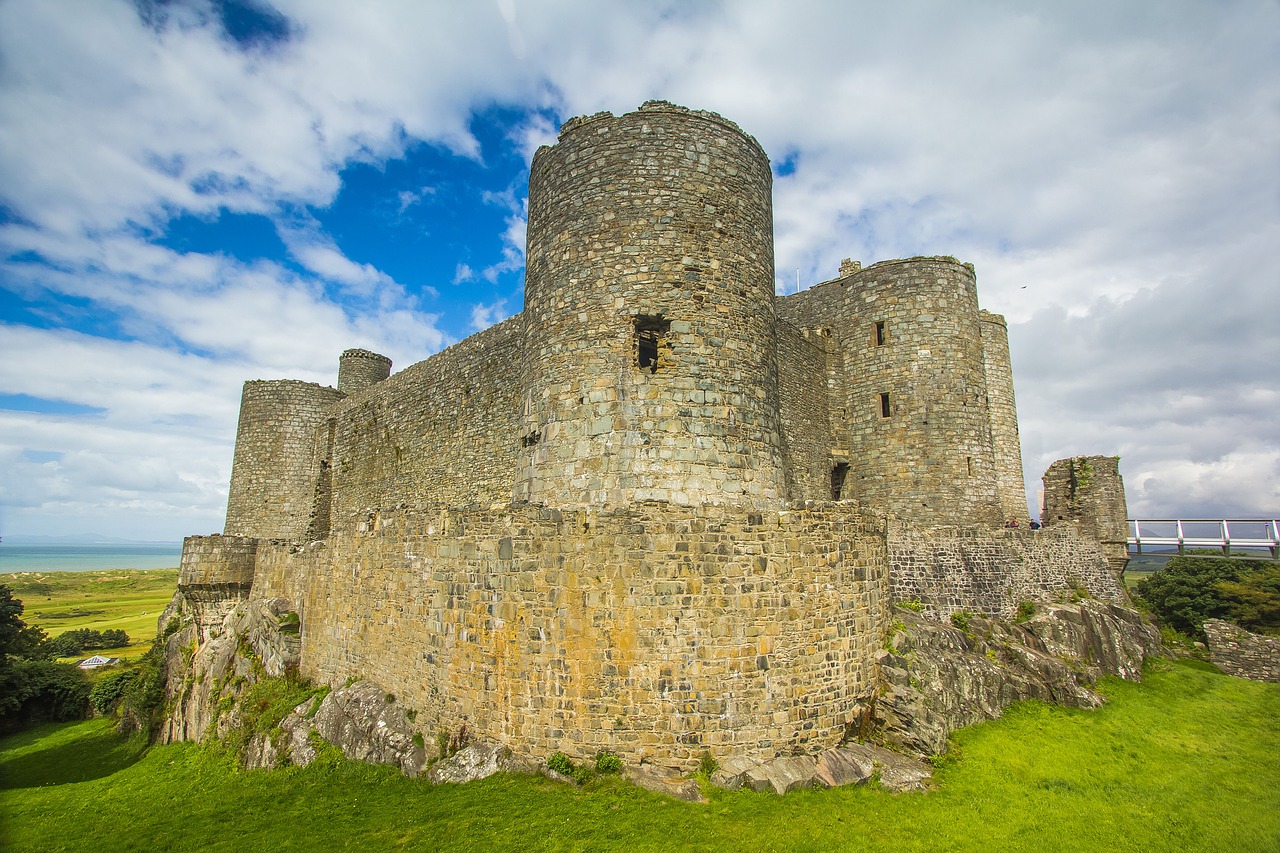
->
0;543;183;574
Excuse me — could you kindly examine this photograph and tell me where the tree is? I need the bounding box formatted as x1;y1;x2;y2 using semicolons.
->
1216;564;1280;635
0;585;89;731
1135;552;1274;639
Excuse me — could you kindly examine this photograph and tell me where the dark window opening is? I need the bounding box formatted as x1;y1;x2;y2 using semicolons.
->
874;320;887;346
831;463;849;500
521;431;540;448
879;392;891;418
966;456;973;475
635;316;671;373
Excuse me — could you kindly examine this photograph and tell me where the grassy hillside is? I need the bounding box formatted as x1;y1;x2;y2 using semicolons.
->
3;570;178;660
2;659;1277;852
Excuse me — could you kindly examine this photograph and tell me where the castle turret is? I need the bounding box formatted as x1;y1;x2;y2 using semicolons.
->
337;348;392;395
980;311;1028;523
224;380;344;540
514;101;787;509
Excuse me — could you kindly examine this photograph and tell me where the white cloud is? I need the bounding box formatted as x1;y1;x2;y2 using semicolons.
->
469;298;511;332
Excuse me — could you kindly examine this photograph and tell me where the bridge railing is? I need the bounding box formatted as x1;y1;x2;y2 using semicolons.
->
1128;519;1280;559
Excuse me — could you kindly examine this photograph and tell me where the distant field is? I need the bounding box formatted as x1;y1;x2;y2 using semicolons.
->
1;659;1277;852
2;570;178;660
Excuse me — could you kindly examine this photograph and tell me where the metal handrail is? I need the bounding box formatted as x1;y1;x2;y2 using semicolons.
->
1128;518;1280;559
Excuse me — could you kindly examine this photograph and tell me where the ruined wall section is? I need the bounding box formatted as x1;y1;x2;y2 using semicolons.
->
777;259;1002;526
776;322;836;502
224;380;346;541
257;503;889;769
1042;456;1129;571
979;311;1028;524
887;524;1128;620
516;101;787;510
328;316;523;528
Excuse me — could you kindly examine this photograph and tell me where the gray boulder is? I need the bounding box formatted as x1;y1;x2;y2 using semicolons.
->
428;743;533;783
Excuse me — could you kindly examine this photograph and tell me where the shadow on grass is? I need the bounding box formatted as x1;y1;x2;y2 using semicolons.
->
0;722;149;789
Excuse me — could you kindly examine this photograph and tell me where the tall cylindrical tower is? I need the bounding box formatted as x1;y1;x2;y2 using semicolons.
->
844;258;1002;526
224;380;344;540
337;349;391;395
514;101;787;509
979;311;1028;523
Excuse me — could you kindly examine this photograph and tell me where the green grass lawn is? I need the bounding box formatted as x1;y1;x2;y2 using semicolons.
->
5;570;178;660
2;658;1277;852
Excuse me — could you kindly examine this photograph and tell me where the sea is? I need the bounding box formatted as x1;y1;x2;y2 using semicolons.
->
0;543;183;574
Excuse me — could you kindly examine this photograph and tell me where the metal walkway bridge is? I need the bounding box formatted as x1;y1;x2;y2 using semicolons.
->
1128;519;1280;559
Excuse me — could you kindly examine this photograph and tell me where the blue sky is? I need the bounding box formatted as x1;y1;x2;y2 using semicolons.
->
1;0;1277;541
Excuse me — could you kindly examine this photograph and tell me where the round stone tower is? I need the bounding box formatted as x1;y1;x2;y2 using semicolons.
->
224;380;344;540
514;101;787;509
979;311;1028;523
845;258;1003;526
337;348;392;395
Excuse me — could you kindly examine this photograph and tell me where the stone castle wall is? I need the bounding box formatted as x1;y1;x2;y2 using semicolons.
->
326;316;524;525
252;502;890;768
224;380;346;540
515;101;787;510
887;524;1128;621
178;534;258;639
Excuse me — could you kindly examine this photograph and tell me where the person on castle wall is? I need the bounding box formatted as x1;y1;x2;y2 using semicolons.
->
1005;519;1020;529
1030;520;1041;530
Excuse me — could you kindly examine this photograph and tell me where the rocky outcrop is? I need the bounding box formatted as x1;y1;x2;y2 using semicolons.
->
710;744;932;795
1203;620;1280;682
875;600;1162;756
161;597;302;744
247;681;429;776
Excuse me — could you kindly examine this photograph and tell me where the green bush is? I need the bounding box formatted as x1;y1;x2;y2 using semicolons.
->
89;668;137;715
594;750;621;773
546;751;574;776
950;611;972;633
1015;600;1037;622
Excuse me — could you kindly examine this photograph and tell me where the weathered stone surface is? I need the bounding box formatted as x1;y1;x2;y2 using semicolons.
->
623;765;706;803
307;681;427;777
743;755;820;795
428;743;533;784
876;601;1162;757
710;744;932;796
1204;620;1280;682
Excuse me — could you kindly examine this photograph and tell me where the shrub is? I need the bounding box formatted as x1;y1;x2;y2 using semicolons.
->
1015;600;1037;623
899;600;926;612
595;750;621;773
950;611;972;633
547;751;574;776
698;749;719;777
89;668;137;715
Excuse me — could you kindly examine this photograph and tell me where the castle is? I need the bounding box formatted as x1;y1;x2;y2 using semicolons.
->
174;102;1131;768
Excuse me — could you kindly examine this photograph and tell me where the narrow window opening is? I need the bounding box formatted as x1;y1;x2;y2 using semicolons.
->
879;392;891;418
635;316;671;374
966;456;973;476
521;431;540;448
874;320;887;346
830;463;849;500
